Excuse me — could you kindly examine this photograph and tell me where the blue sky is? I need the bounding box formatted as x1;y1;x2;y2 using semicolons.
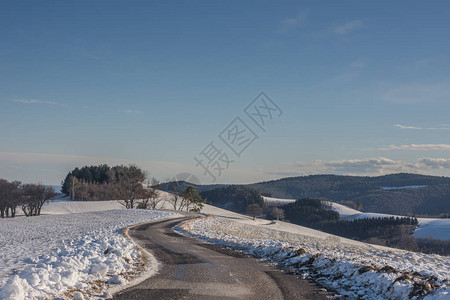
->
1;0;450;185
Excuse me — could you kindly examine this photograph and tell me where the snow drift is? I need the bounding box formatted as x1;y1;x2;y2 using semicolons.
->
0;209;179;299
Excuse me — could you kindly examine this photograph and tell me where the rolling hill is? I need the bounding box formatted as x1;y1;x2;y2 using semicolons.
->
249;173;450;216
160;173;450;216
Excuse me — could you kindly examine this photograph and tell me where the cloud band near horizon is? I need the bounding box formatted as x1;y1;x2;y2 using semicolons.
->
2;152;450;185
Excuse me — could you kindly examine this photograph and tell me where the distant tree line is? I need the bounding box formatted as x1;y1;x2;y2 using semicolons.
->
282;198;340;226
0;179;56;218
320;217;419;250
340;200;363;211
62;164;118;200
199;185;286;220
416;238;450;256
277;198;449;254
61;164;149;203
200;185;264;213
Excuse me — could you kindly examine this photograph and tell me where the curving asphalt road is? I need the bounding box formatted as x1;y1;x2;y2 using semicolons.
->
113;217;335;300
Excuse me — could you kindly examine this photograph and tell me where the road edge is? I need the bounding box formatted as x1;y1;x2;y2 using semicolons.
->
107;217;180;297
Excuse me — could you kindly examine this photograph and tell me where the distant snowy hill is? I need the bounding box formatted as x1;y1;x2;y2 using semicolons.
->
263;196;450;241
162;174;450;215
251;173;450;215
2;192;448;300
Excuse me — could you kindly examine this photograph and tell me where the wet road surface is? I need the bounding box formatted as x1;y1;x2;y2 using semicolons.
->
113;217;334;300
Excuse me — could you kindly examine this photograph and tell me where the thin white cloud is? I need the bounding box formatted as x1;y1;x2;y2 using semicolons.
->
394;124;422;130
419;158;450;169
273;157;417;176
270;157;450;177
333;20;363;35
280;12;307;33
383;83;450;104
381;144;450;151
322;157;414;174
394;124;450;131
12;99;56;105
121;109;142;114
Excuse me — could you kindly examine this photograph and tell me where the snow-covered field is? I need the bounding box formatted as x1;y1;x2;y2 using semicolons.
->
332;204;450;241
1;192;448;299
178;207;450;300
0;209;180;299
40;199;124;215
415;218;450;240
263;197;450;241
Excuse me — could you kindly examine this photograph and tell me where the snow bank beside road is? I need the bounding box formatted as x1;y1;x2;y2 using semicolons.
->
0;210;179;299
178;216;450;300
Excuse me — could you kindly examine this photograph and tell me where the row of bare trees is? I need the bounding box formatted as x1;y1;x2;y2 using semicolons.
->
121;183;205;212
68;179;117;202
0;179;56;218
63;164;205;212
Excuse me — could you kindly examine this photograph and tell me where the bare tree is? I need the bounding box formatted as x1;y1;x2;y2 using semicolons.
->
246;203;263;220
9;181;22;217
159;181;204;212
71;177;89;201
170;193;184;210
268;207;285;221
0;179;11;218
0;179;22;218
113;165;146;209
138;178;162;209
164;182;184;210
21;184;56;216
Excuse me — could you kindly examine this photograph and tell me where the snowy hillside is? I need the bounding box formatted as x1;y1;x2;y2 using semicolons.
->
414;219;450;241
40;199;124;214
179;206;450;300
262;196;296;206
1;193;447;299
0;209;180;299
263;196;450;241
25;190;176;215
